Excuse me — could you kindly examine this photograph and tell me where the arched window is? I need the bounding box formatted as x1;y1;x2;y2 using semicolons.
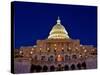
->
54;49;56;52
64;65;69;70
65;55;70;61
72;55;77;59
91;52;97;55
57;64;63;71
62;49;64;52
62;49;64;54
70;64;75;70
77;63;81;69
41;56;45;61
30;64;36;72
35;65;42;72
50;65;55;71
81;62;86;69
34;55;38;60
48;55;54;62
48;49;50;52
56;55;64;62
42;65;48;72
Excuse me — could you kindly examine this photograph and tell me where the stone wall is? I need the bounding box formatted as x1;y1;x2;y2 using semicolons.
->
14;58;31;74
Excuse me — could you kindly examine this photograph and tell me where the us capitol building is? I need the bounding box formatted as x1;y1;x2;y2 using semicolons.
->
14;17;97;73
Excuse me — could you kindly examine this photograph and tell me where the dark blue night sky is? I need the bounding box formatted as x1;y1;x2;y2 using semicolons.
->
13;1;97;48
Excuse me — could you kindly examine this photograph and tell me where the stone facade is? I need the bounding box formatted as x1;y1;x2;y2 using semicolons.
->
14;17;97;73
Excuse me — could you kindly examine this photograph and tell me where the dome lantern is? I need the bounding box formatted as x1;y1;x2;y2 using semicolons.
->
57;16;61;24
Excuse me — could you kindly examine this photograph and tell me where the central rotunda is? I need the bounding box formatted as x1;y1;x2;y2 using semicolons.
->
48;17;70;39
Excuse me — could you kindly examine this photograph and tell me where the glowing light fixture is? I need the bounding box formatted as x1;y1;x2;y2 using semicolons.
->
20;51;22;54
32;48;34;51
30;51;33;54
84;49;87;52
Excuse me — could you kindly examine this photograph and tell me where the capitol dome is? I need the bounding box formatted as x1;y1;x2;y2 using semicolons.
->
48;17;70;39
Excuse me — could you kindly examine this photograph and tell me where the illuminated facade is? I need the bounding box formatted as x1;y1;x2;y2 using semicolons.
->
14;17;97;73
